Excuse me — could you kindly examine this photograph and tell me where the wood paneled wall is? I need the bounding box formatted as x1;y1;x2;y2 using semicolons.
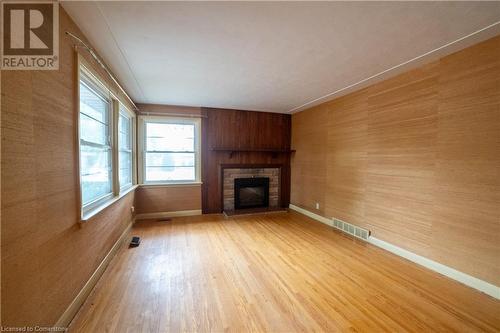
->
291;35;500;285
201;108;292;213
1;7;136;326
135;185;201;214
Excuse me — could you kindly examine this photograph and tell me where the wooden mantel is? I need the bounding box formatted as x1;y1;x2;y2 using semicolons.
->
211;147;296;158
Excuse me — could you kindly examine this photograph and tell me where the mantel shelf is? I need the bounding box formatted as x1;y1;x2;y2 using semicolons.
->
210;148;296;158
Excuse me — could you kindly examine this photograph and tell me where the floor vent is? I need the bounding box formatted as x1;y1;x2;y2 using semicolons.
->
332;218;370;241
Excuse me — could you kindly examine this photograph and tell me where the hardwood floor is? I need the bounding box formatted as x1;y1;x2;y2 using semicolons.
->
69;212;500;332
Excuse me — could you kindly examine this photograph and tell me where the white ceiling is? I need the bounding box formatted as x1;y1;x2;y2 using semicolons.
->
61;1;500;113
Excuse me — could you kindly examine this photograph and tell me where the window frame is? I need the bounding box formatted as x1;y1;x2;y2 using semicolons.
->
117;103;136;191
138;116;201;185
77;60;137;221
79;66;115;216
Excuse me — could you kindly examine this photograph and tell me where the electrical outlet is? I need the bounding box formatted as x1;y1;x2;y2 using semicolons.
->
131;206;135;213
315;202;320;210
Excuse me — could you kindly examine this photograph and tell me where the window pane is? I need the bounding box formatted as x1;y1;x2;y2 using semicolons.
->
80;80;109;146
81;171;112;204
80;82;108;123
119;113;131;150
146;123;194;151
120;167;132;187
119;132;127;150
80;145;112;204
119;151;132;170
81;145;110;170
146;152;194;167
119;113;130;133
146;166;195;182
120;166;131;183
80;113;108;145
119;151;132;187
119;111;133;188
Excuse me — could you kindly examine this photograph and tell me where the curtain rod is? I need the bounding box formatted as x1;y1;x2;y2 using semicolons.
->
65;31;139;111
139;112;207;118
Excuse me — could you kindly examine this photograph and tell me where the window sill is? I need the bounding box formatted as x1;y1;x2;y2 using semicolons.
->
139;182;203;188
80;184;138;223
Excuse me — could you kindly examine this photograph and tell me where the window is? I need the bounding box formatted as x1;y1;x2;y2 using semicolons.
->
79;71;113;210
139;117;201;184
78;63;137;218
119;106;133;189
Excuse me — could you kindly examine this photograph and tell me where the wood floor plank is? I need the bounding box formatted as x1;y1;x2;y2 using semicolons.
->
69;212;500;333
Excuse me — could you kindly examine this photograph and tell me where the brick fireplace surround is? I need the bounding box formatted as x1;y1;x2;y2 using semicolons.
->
223;168;281;212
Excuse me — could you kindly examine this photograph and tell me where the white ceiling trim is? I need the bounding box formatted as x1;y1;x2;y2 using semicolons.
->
287;20;500;113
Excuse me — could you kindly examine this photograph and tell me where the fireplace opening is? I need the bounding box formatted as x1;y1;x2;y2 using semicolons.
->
234;177;270;210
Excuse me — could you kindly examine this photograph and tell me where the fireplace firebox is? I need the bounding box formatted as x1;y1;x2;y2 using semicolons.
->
234;177;270;209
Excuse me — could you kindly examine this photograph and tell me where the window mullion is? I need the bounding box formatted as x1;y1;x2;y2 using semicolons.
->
112;99;120;196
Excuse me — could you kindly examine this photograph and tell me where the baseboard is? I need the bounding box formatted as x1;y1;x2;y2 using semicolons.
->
288;204;500;300
135;209;202;220
289;204;333;226
55;222;133;328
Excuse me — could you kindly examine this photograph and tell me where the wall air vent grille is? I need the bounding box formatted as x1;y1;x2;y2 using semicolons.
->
332;218;370;241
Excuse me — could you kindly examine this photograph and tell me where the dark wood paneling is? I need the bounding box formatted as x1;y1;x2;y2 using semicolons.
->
201;108;291;213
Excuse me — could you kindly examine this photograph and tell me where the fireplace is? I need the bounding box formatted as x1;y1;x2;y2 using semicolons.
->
223;167;280;212
234;177;270;209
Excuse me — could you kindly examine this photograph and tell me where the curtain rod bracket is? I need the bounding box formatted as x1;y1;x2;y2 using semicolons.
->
65;31;139;111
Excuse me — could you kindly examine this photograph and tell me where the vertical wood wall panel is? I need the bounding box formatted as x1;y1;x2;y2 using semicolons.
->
365;62;438;256
326;91;368;227
291;35;500;285
290;105;328;215
432;37;500;282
